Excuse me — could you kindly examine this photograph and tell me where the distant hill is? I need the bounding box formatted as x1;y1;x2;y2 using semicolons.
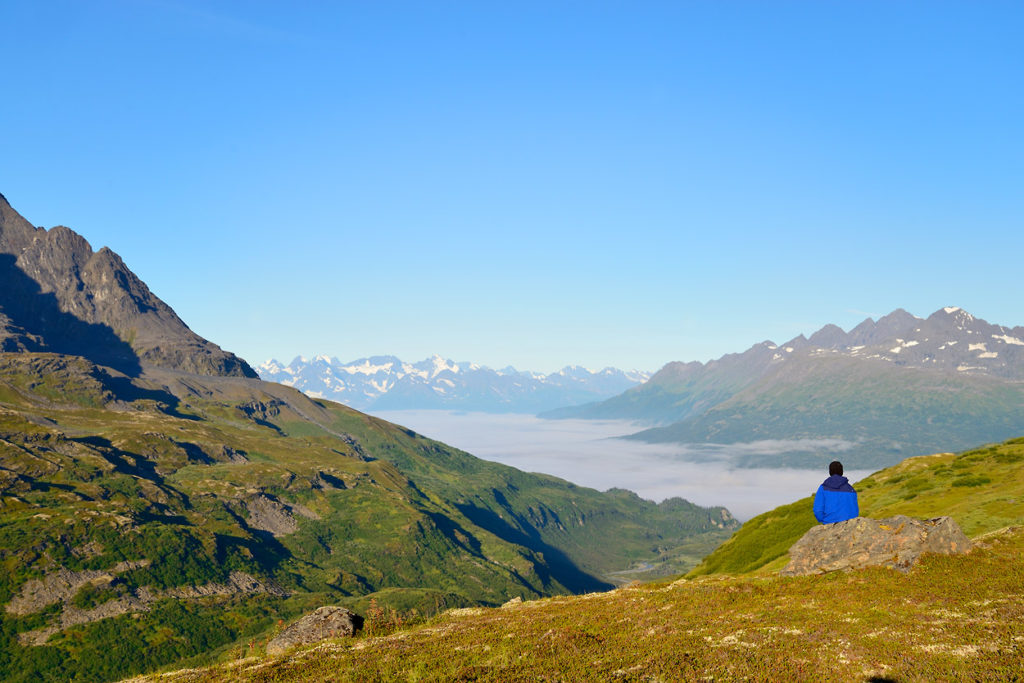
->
545;308;1024;468
258;355;649;413
689;436;1024;577
0;193;733;683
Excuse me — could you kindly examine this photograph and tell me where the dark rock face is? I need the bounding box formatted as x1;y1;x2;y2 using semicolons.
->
265;606;362;655
781;515;971;576
0;192;256;378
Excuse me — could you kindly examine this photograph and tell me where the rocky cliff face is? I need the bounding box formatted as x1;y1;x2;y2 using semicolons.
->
0;193;256;377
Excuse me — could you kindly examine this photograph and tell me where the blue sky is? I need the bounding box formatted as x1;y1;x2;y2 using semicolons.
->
2;1;1022;373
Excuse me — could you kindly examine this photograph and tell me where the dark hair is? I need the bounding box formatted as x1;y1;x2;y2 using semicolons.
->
829;461;844;476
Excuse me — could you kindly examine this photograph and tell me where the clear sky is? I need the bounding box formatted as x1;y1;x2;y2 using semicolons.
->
2;1;1022;374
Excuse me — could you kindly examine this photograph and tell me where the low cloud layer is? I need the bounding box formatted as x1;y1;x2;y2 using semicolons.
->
373;410;873;522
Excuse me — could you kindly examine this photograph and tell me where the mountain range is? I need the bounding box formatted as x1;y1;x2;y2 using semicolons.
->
257;355;649;413
546;307;1024;468
0;193;734;683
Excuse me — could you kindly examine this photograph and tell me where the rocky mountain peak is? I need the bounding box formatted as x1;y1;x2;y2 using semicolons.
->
780;333;809;351
787;307;1024;379
845;308;921;347
0;192;44;255
0;193;257;378
928;306;978;329
806;323;846;348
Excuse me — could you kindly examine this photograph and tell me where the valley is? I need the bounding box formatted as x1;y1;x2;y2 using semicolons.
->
127;437;1024;682
371;409;873;521
0;352;735;683
0;195;735;682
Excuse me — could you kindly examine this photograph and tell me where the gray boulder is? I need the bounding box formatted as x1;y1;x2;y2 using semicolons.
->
265;606;362;655
781;515;971;576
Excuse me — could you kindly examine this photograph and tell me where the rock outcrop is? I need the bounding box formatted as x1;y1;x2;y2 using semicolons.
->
4;561;150;616
244;493;321;537
781;515;971;576
265;606;362;655
8;565;288;646
0;192;256;378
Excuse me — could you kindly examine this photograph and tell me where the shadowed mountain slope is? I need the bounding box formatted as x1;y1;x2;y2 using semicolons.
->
0;193;255;378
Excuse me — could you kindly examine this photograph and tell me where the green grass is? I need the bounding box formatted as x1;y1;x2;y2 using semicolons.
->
130;525;1024;682
689;437;1024;577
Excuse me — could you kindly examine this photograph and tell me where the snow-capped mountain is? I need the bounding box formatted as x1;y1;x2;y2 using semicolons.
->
784;307;1024;379
546;307;1024;469
257;354;649;413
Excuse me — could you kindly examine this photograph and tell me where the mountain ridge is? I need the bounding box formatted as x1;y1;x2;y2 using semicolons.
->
257;354;649;413
545;307;1024;468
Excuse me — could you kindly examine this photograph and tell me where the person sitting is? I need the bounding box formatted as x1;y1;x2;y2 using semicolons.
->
813;460;859;524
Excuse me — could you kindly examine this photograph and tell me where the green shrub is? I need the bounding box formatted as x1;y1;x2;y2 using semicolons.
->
952;475;992;488
994;450;1024;464
71;581;127;610
901;476;933;493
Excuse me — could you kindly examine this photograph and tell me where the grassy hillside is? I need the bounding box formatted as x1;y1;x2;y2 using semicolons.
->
126;524;1024;682
0;353;735;683
689;436;1024;577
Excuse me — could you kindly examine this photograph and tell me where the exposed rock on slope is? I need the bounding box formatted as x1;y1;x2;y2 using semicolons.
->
0;192;255;378
4;561;150;617
780;515;971;576
245;493;321;537
265;606;362;655
11;566;285;646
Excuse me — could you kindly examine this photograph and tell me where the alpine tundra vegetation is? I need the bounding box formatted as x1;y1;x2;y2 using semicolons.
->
124;438;1024;682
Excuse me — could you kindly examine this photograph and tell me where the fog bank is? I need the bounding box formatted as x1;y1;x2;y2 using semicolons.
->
373;410;873;522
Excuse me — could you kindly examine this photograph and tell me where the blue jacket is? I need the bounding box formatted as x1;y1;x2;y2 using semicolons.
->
813;475;859;524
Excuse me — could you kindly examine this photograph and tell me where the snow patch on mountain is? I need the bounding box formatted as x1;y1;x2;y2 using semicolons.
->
257;355;650;413
761;307;1024;381
993;334;1024;346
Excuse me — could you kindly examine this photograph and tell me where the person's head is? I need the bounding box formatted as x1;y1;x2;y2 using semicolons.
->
829;461;844;476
